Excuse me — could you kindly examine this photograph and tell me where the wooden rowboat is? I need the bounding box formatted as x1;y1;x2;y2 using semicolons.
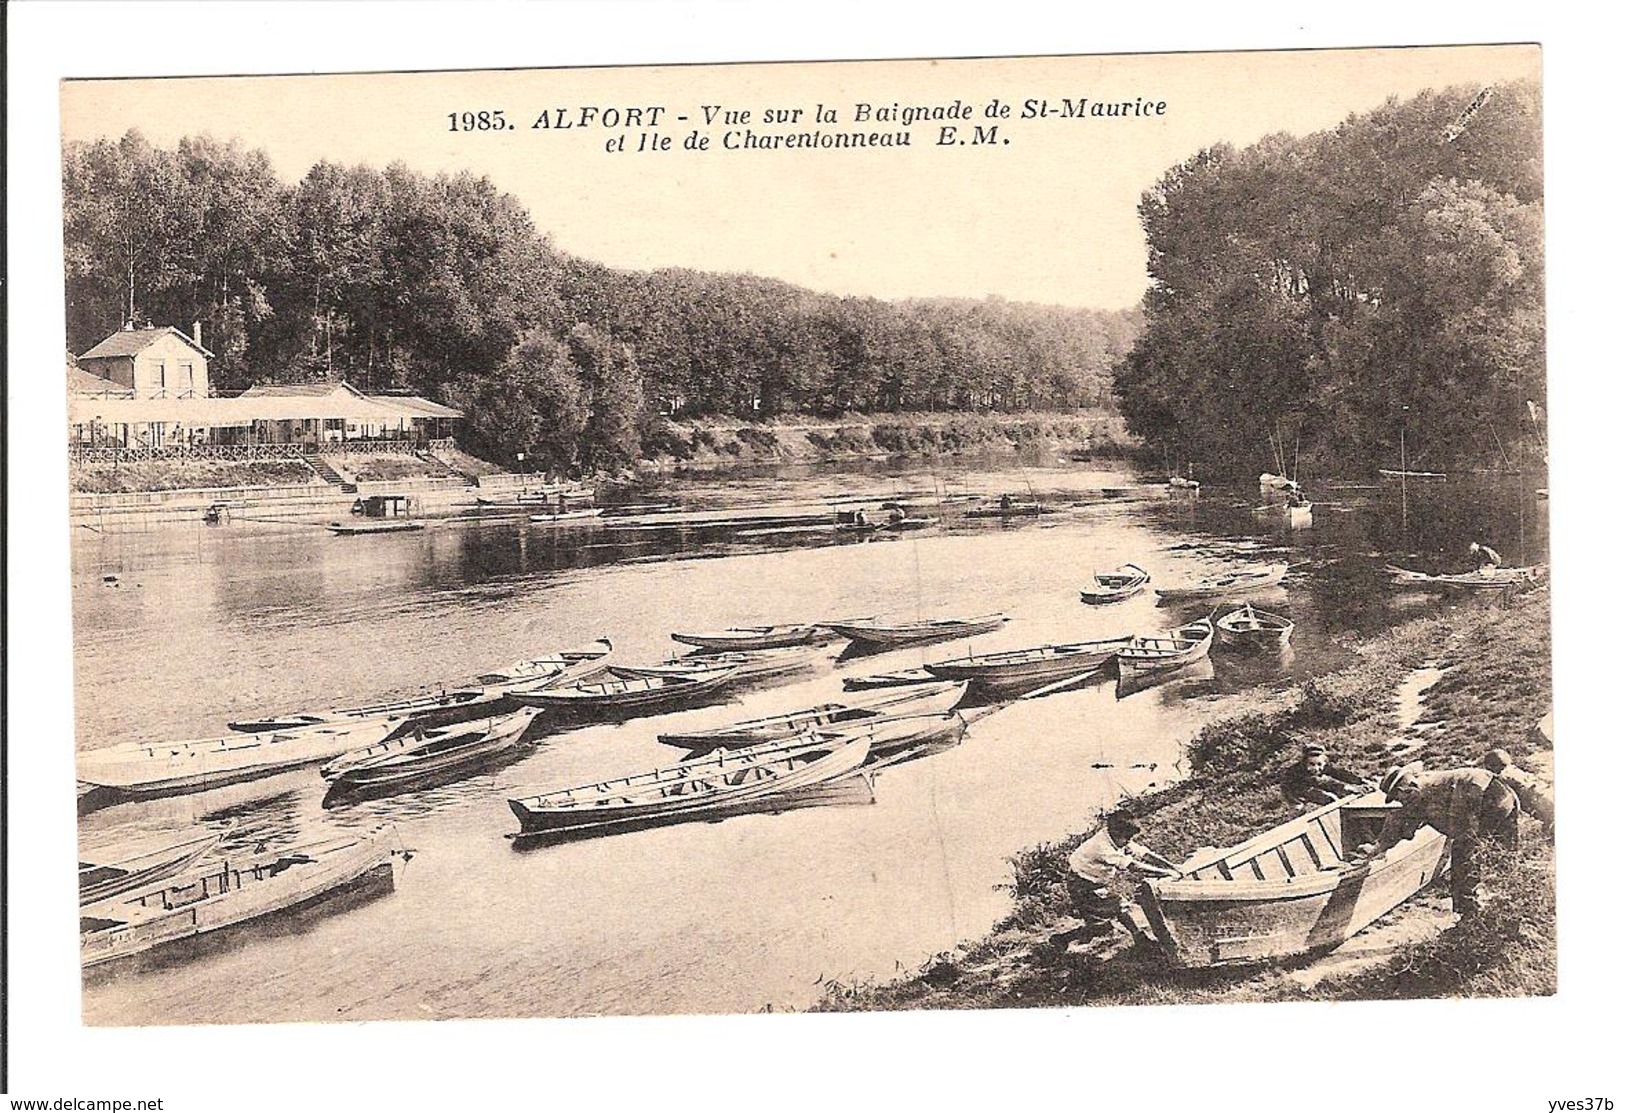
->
79;826;231;906
1079;563;1150;605
841;667;939;691
923;638;1132;694
528;508;604;524
508;666;740;717
81;830;400;971
1117;618;1215;679
1215;604;1295;650
656;681;966;750
607;646;818;684
1379;468;1446;482
964;498;1051;519
507;733;873;840
328;520;423;535
77;717;404;798
820;712;967;764
670;623;839;652
1136;791;1449;968
821;612;1010;648
229;686;507;734
1385;564;1544;591
1155;563;1288;602
475;637;613;686
321;708;541;791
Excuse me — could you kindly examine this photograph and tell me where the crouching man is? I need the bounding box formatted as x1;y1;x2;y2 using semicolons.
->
1059;813;1182;947
1359;762;1520;918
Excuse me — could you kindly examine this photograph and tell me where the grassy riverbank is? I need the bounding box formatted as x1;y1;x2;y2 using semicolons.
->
816;588;1554;1012
639;410;1133;474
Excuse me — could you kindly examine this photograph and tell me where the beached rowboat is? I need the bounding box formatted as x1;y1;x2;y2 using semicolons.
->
507;733;873;840
923;638;1132;694
1136;791;1449;968
77;717;404;797
81;830;399;970
1215;604;1295;650
1079;563;1150;605
1117;618;1215;679
670;624;839;652
1155;563;1288;602
821;612;1009;648
1385;564;1543;591
79;827;230;906
321;708;541;790
656;681;966;750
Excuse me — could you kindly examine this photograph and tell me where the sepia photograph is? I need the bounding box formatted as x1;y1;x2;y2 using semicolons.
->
4;5;1614;1109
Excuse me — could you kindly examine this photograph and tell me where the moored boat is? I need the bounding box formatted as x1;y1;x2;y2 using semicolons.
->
1215;604;1295;650
229;686;508;734
508;666;740;717
1259;473;1299;493
964;496;1050;519
528;508;604;524
77;717;404;798
1154;563;1288;602
81;830;400;970
1378;468;1446;482
608;646;820;684
79;826;231;906
507;732;873;840
321;708;541;790
1136;791;1449;968
1385;564;1544;591
822;612;1009;648
841;667;939;691
922;638;1131;694
1079;563;1150;605
656;681;966;750
1117;617;1215;679
328;520;424;535
475;637;614;686
671;623;839;652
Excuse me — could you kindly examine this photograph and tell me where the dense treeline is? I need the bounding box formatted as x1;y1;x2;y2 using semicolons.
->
63;131;1136;473
1114;82;1545;478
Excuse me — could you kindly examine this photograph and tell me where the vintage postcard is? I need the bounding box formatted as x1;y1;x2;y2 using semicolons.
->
10;17;1591;1106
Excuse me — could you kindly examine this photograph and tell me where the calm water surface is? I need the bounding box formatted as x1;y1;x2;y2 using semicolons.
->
72;460;1546;1024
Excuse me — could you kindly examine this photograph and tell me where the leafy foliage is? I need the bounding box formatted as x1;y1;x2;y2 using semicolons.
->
63;130;1139;472
1115;82;1545;477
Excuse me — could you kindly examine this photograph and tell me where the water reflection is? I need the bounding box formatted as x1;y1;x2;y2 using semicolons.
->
73;459;1545;1024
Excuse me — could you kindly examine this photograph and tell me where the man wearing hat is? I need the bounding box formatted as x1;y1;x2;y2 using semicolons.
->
1364;762;1521;916
1281;742;1372;807
1482;748;1555;839
1060;813;1183;945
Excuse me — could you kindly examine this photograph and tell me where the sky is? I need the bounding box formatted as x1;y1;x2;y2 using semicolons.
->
59;45;1540;311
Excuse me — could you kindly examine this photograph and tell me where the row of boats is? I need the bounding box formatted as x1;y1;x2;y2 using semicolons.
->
71;555;1337;971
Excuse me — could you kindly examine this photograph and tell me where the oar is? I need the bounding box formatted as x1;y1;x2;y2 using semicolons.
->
1015;665;1109;702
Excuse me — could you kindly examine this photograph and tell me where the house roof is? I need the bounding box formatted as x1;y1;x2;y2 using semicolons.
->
239;382;369;398
79;326;214;362
66;388;462;426
67;363;133;397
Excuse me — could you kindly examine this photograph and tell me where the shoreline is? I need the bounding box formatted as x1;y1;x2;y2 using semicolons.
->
815;588;1555;1011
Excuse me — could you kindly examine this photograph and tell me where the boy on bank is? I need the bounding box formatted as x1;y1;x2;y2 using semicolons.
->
1060;814;1182;945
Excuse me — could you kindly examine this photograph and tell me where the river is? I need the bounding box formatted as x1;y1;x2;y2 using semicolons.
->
72;457;1546;1024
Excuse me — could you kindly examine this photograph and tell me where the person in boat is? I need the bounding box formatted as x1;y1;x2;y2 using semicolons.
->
999;493;1015;512
1358;762;1520;917
1062;813;1182;944
1280;743;1371;807
1285;487;1308;508
1469;542;1503;572
1481;748;1555;839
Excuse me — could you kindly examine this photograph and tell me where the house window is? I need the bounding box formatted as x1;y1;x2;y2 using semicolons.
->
180;361;194;394
153;359;167;393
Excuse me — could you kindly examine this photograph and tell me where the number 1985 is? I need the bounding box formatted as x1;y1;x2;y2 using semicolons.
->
447;111;509;132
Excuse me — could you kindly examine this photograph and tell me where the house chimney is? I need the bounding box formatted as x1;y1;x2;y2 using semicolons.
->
192;320;203;348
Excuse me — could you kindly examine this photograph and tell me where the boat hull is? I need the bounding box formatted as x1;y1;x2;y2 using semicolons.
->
821;613;1008;648
655;682;966;750
1137;793;1450;967
1117;621;1215;679
324;710;539;791
81;834;397;970
1080;566;1150;605
508;736;872;840
924;642;1129;693
671;626;836;651
1155;564;1288;603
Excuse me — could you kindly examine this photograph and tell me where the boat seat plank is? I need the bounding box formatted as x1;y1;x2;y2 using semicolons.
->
1279;839;1319;876
1303;822;1342;868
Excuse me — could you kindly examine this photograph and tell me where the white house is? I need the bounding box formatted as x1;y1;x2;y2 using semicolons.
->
77;324;214;398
